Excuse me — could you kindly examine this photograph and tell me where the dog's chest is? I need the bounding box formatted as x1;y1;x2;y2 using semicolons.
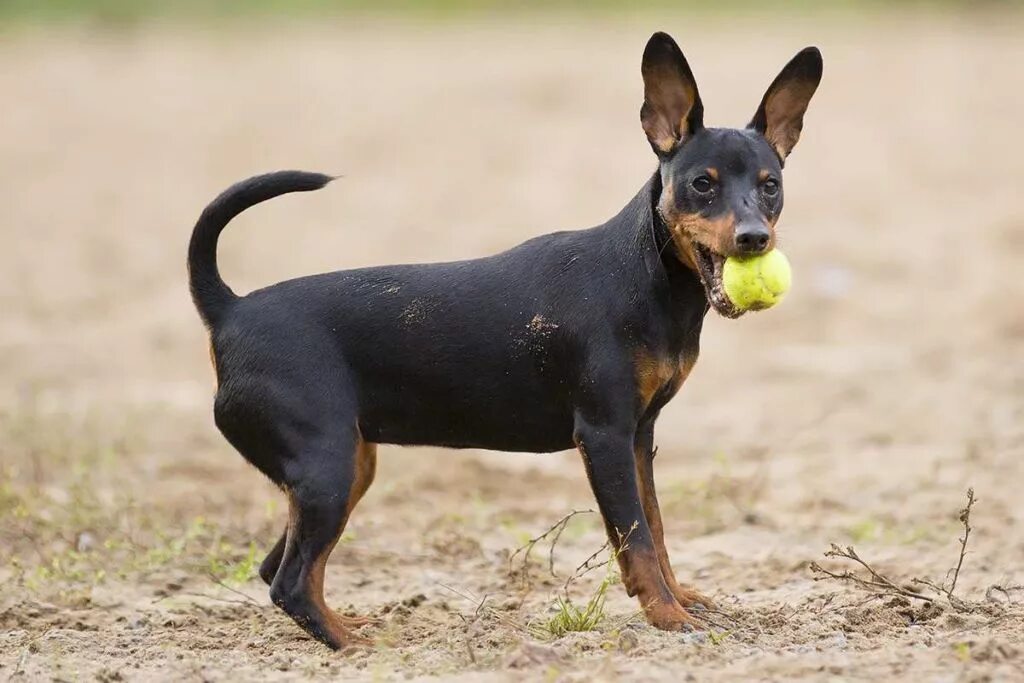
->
634;347;698;413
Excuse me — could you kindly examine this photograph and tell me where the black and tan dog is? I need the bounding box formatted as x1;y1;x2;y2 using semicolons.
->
188;32;821;649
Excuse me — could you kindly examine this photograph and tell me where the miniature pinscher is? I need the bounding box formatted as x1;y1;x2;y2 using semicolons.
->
188;32;822;649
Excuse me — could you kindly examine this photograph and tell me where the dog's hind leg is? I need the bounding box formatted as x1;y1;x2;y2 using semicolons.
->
212;340;378;648
265;420;379;650
258;440;377;591
259;529;287;586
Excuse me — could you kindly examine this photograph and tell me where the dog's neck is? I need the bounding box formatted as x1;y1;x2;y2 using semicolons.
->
647;173;678;262
596;173;710;347
637;172;709;314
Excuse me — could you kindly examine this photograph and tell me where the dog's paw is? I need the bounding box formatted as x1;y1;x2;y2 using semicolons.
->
672;585;716;612
643;600;704;632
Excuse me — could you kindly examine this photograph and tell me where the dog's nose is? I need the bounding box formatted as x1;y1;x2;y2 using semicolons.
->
734;224;771;254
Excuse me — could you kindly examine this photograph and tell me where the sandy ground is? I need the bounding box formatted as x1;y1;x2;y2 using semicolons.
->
1;12;1023;682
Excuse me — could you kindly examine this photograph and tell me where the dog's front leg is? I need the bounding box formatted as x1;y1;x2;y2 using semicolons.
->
574;415;702;631
634;417;716;611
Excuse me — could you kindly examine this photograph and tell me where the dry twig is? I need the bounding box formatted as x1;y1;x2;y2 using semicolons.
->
949;487;976;596
984;584;1024;605
6;629;49;683
810;543;932;602
439;583;531;636
810;489;982;612
508;509;595;583
560;522;636;595
207;573;260;605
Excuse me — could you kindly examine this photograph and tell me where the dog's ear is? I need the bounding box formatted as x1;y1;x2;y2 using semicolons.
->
749;47;823;161
641;32;704;156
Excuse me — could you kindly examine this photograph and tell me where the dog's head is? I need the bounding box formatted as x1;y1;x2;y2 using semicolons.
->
641;32;822;318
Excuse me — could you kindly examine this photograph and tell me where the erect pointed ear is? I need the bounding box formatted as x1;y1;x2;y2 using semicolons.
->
640;32;704;156
749;47;823;161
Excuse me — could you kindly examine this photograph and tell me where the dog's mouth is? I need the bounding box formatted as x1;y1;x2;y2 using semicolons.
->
692;243;744;319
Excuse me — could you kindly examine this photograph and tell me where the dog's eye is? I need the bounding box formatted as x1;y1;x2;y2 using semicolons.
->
762;178;780;196
691;176;713;193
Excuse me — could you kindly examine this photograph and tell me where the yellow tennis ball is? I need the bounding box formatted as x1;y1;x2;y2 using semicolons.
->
722;249;792;311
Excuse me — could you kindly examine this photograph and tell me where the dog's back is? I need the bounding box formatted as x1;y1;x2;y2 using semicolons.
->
207;179;669;453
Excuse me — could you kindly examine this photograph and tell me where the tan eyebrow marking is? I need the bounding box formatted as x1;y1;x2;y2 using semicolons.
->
758;169;772;182
705;168;719;180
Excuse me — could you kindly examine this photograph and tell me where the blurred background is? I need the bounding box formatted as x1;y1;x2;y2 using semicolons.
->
1;1;1021;681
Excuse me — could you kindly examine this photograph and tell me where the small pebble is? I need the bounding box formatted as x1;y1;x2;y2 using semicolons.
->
618;629;640;653
681;632;708;645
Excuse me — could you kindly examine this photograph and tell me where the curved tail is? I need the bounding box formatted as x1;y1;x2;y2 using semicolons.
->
187;170;334;328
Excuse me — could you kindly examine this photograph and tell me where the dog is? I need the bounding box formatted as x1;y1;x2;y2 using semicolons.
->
188;32;822;649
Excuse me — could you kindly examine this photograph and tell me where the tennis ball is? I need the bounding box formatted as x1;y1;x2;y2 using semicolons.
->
722;249;792;311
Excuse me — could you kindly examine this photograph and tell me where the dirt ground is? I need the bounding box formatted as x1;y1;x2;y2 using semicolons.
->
2;11;1023;682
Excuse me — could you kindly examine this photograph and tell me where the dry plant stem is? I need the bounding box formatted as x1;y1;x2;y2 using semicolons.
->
439;583;531;636
810;489;981;611
693;606;739;627
207;573;260;605
153;590;258;607
688;611;732;632
949;487;975;597
562;541;611;594
508;509;595;581
985;584;1024;604
7;629;49;683
815;593;887;615
908;488;976;610
454;591;488;665
810;544;933;602
560;521;637;595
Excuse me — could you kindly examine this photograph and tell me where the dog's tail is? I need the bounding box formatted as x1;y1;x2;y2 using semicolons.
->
188;170;334;329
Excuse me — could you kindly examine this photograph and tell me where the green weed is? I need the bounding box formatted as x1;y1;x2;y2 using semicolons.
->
708;629;732;645
539;573;613;638
532;527;631;639
207;541;259;584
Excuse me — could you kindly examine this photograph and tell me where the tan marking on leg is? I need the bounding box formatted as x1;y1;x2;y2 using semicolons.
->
618;543;665;598
305;547;369;647
623;544;704;630
285;433;379;649
574;438;701;630
347;440;378;515
635;440;716;611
